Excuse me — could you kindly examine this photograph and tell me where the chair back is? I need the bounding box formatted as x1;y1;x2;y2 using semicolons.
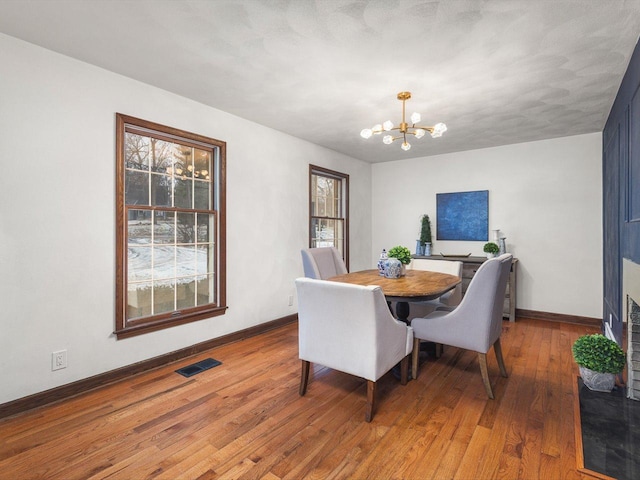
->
301;247;347;279
453;254;512;350
295;277;413;381
409;258;463;306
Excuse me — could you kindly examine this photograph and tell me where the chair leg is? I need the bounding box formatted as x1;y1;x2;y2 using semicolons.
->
435;343;444;358
365;380;376;422
299;360;310;396
400;355;409;385
494;338;508;378
412;337;420;379
478;353;494;399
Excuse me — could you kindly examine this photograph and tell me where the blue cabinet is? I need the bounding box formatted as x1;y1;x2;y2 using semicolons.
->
603;38;640;343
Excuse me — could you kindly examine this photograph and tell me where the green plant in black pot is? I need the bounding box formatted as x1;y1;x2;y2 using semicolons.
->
572;333;625;392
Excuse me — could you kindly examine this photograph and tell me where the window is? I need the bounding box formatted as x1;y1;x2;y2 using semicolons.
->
115;114;226;339
309;165;349;267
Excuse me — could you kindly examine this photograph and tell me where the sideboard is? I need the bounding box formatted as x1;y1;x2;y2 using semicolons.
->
411;254;518;322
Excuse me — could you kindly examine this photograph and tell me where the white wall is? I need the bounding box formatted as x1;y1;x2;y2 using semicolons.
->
372;133;603;318
0;34;372;404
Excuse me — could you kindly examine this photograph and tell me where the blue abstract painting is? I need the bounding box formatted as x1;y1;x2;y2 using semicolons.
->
436;190;488;241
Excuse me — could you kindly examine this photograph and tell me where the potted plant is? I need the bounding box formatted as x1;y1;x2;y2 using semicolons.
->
418;215;432;256
387;245;412;277
572;333;625;392
483;242;499;258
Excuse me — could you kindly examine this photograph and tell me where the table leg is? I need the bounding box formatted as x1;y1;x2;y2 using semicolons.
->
395;301;410;324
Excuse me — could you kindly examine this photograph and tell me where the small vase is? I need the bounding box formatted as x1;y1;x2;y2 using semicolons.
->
498;238;507;255
383;258;402;278
415;240;424;256
424;243;432;256
377;249;388;276
486;253;496;259
579;366;616;392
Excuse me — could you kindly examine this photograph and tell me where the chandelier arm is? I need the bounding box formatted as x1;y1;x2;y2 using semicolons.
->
373;126;401;133
414;125;435;132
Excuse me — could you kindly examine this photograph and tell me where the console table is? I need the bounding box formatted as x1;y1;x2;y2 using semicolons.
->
412;254;518;322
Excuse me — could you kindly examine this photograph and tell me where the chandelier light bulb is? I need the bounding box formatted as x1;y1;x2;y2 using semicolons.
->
401;141;411;151
372;124;382;134
414;128;426;139
431;122;448;138
410;112;421;124
383;135;393;145
382;120;394;131
360;128;373;139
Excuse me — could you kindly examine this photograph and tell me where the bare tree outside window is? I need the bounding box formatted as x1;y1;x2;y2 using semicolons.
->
309;165;349;268
116;114;226;339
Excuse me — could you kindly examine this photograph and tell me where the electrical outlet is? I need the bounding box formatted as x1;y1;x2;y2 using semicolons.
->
288;295;294;306
52;350;67;371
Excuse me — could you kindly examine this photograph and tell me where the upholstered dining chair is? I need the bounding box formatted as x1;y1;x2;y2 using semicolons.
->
411;254;513;399
408;258;463;319
301;247;347;279
295;277;413;422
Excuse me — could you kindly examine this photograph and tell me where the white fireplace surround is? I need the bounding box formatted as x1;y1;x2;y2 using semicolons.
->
623;258;640;325
623;258;640;400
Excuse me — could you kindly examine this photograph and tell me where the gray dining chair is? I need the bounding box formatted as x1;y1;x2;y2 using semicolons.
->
411;254;513;399
295;277;413;422
301;247;347;279
408;258;463;319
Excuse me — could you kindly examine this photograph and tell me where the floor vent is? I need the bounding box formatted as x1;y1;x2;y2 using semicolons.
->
175;358;221;378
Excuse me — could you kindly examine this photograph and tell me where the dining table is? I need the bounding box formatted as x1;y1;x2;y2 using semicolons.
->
327;269;461;323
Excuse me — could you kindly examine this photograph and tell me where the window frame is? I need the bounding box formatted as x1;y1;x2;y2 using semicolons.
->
115;113;226;339
309;164;349;269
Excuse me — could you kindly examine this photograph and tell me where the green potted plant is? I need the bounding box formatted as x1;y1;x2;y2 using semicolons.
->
572;333;625;392
483;242;499;258
387;245;412;277
418;215;432;256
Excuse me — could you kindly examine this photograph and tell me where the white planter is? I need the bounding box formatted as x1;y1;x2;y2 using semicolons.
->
579;365;616;392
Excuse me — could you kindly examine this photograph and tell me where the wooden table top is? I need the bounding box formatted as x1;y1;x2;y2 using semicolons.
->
328;269;461;301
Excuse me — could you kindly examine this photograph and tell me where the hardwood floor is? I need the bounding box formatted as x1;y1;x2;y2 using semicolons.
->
0;317;599;479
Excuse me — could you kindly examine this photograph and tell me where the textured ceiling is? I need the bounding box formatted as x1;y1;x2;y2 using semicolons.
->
1;0;639;163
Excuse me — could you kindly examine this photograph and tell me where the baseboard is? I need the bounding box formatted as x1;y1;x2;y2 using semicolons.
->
516;309;601;327
0;314;297;420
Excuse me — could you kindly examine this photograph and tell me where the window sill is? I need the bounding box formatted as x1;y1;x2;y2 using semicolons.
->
114;305;228;339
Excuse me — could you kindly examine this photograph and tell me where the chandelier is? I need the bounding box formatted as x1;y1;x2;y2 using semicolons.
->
360;91;447;151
